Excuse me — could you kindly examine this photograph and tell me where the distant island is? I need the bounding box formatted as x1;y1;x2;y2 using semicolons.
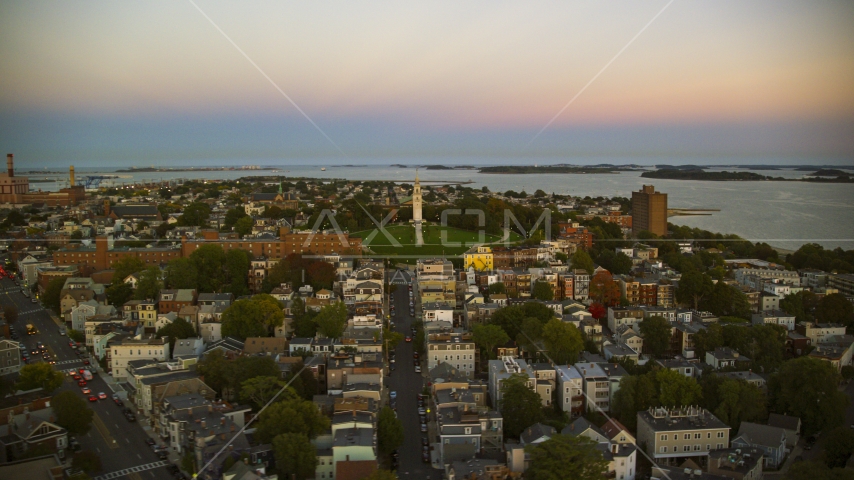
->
117;166;276;173
808;169;849;176
424;165;476;170
478;165;620;174
642;169;854;183
641;169;768;181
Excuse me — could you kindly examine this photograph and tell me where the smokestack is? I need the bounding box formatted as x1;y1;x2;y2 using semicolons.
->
6;154;13;177
70;165;75;186
104;200;110;217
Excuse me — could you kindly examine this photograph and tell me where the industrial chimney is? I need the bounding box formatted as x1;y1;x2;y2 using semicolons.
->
70;165;75;186
6;154;13;177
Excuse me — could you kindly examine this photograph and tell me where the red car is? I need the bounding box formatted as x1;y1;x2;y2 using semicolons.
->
88;396;98;402
78;368;86;374
405;336;412;342
81;387;91;395
83;359;90;365
77;380;87;387
72;374;81;380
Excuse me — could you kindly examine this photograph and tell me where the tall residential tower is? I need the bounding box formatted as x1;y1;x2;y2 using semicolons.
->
631;185;667;237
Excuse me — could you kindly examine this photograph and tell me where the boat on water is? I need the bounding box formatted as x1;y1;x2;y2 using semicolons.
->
321;167;326;171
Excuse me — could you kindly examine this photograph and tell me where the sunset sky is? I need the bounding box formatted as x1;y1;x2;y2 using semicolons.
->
1;1;853;165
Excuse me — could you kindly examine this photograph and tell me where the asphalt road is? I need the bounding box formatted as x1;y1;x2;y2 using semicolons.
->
386;270;441;479
0;274;174;480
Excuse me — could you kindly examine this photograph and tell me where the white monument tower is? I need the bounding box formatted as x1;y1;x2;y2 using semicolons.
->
412;169;423;223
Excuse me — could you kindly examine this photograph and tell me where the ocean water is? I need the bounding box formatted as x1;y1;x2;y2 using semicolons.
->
25;163;854;251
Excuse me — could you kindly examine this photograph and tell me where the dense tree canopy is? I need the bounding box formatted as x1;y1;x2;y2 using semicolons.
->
221;294;284;340
272;433;317;480
53;391;95;435
17;363;64;393
500;374;545;438
542;318;583;365
525;434;608;480
255;391;331;443
488;302;557;340
377;406;404;455
768;357;848;435
472;324;510;361
638;315;671;358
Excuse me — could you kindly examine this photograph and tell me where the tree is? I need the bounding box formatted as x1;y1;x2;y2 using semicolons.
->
3;305;17;325
525;434;608;480
240;376;285;410
155;317;196;352
377;406;404;455
780;290;818;324
595;250;633;275
221;295;284;340
699;375;766;430
105;283;134;307
224;249;252;296
472;324;510;361
16;363;64;393
110;256;145;285
639;316;672;358
314;302;348;339
67;329;85;343
487;282;506;295
42;277;65;315
72;450;102;473
816;293;854;330
692;323;723;361
272;433;317;480
656;369;702;407
611;374;658;430
531;281;554;301
224;206;248;228
542;318;583;365
53;391;95;435
589;271;620;307
189;244;227;292
307;261;336;291
571;250;595;275
587;302;606;320
501;374;545;438
234;216;254;237
164;258;199;290
134;266;162;300
283;361;319;400
786;461;854;480
255;393;330;443
178;202;211;226
701;281;752;319
675;269;714;310
823;427;854;468
489;302;556;340
768;357;849;435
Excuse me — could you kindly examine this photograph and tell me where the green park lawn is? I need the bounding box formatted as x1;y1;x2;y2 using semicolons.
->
351;224;522;261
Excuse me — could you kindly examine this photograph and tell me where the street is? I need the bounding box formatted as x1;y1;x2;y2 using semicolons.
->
0;274;174;480
386;269;441;479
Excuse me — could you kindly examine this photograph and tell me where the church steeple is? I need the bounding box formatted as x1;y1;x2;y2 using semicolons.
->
278;181;283;195
413;169;422;223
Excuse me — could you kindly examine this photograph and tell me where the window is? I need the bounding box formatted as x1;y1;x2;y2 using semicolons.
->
683;445;690;452
707;433;711;439
660;446;667;453
660;434;667;441
684;434;690;440
694;433;701;439
717;432;725;438
707;444;711;450
717;443;724;449
694;444;701;451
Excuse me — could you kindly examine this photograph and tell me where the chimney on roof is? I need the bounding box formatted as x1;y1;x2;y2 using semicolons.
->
6;153;13;177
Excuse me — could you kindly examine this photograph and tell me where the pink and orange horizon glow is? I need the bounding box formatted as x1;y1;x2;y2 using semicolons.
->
1;1;853;163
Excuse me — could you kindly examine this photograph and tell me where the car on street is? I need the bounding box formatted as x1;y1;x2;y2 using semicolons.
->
418;407;426;415
69;341;76;347
88;395;97;402
72;374;81;380
405;336;411;342
415;366;421;373
114;398;123;406
145;438;156;447
98;392;107;400
83;359;90;365
77;380;86;387
422;436;429;446
124;410;136;422
69;436;82;452
389;391;397;400
422;452;430;463
30;349;39;355
59;330;65;336
413;353;419;359
420;423;427;432
157;450;169;460
78;368;86;374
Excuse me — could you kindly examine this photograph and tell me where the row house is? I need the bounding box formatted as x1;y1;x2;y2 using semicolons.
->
428;333;477;377
158;289;197;314
637;406;730;468
607;307;645;334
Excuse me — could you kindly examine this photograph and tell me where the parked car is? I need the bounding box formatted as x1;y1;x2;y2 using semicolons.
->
157;450;169;460
145;438;156;447
98;392;107;400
